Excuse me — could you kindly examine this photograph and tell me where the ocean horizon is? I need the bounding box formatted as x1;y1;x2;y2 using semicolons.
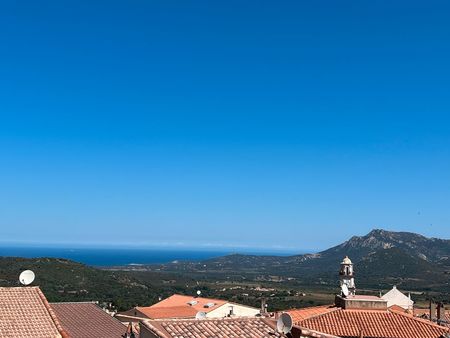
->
0;245;303;266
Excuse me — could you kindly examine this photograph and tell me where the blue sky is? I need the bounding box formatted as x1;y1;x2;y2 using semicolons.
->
1;1;450;251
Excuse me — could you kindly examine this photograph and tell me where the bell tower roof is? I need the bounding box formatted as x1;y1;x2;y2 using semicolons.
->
341;256;352;265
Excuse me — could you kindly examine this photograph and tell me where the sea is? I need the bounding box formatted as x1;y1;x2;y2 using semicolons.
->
0;245;299;266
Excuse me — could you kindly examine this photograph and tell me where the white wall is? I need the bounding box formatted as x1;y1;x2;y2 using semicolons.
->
206;303;260;318
381;287;414;310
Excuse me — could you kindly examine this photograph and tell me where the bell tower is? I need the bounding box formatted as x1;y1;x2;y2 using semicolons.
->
339;256;355;295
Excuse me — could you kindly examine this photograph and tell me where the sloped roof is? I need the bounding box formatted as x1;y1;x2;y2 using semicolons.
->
0;286;67;338
51;302;128;338
135;294;228;319
136;305;198;319
299;308;449;338
141;317;286;338
150;294;226;311
285;305;338;323
388;304;411;315
141;317;342;338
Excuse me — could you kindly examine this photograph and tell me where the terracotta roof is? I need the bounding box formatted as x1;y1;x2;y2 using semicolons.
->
141;317;287;338
136;305;198;319
142;317;343;338
440;314;450;328
150;294;226;311
51;302;128;338
299;308;450;338
286;305;338;323
0;286;67;338
135;294;228;319
388;304;411;315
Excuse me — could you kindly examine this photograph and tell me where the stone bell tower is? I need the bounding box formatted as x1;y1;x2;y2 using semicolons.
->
339;256;356;295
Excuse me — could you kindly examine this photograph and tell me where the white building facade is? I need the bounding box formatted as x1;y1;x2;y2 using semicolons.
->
381;285;414;311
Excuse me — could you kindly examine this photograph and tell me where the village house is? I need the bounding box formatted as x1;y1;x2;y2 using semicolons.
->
118;293;260;321
381;285;414;311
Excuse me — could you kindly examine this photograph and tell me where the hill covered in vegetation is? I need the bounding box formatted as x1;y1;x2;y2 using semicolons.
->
0;256;162;310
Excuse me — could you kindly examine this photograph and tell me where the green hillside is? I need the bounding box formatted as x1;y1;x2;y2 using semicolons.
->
0;256;159;310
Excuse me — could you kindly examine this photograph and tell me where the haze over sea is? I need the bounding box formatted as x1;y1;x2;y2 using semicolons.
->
0;245;300;266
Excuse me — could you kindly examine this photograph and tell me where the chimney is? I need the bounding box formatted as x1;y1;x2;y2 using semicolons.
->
123;323;135;338
260;298;267;315
437;302;443;322
430;299;435;321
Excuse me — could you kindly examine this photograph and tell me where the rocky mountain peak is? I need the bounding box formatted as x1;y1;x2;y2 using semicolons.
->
324;229;450;264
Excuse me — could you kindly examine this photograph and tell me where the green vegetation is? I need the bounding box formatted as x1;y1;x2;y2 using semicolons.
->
0;257;160;310
1;229;450;312
0;256;335;311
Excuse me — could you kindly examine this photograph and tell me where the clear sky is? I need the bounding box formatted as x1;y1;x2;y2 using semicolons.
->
1;1;450;251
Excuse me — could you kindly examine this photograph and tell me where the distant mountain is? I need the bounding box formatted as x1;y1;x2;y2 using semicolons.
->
156;229;450;290
322;229;450;265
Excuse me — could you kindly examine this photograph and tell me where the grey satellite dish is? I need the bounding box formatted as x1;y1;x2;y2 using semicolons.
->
341;284;349;297
195;311;207;320
19;270;35;286
276;313;293;334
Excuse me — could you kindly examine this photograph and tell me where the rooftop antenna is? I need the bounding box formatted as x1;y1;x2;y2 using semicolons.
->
195;311;207;320
276;312;293;335
19;270;35;286
341;284;349;298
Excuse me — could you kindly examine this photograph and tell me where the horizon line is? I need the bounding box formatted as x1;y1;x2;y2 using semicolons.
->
0;239;315;255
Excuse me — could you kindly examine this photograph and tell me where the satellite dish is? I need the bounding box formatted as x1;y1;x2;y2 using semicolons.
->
19;270;35;286
196;290;202;296
195;311;207;320
276;313;293;334
341;284;349;297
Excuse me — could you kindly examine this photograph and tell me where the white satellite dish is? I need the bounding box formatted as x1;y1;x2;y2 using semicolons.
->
341;284;349;297
19;270;35;286
195;311;207;320
196;290;202;296
276;313;293;334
